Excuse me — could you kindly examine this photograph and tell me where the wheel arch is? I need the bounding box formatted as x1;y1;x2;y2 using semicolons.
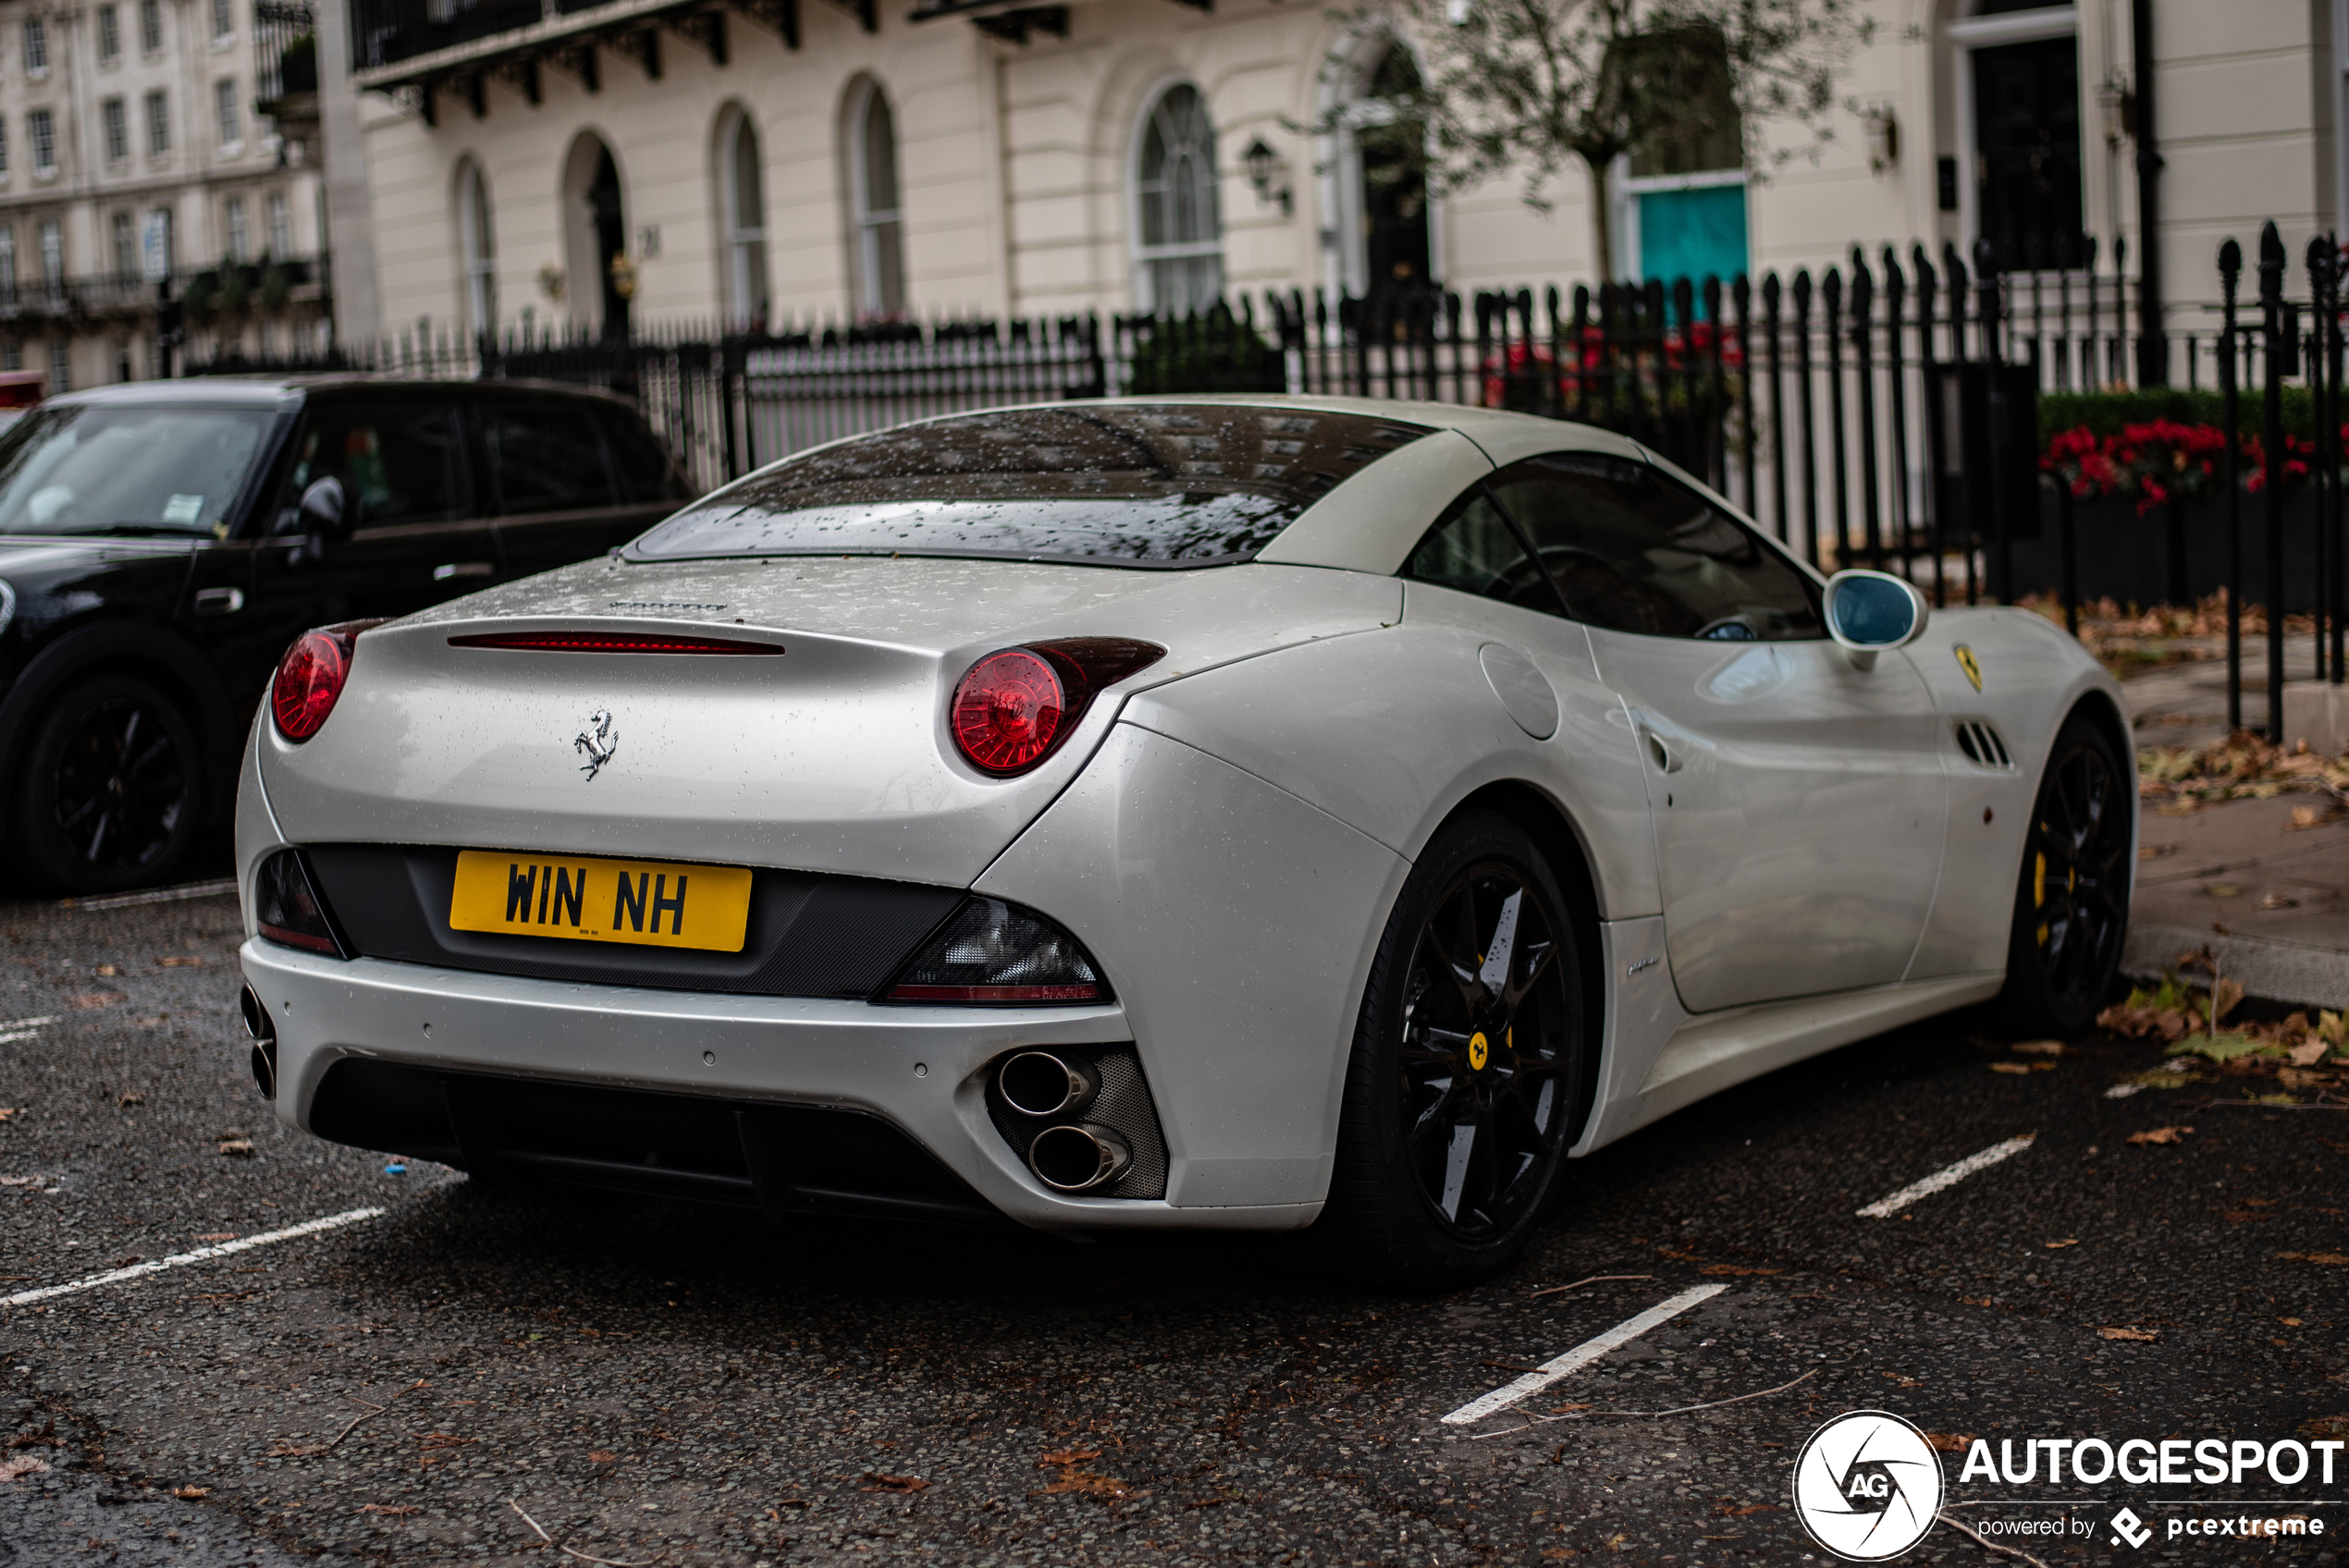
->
1444;778;1609;1149
0;618;241;834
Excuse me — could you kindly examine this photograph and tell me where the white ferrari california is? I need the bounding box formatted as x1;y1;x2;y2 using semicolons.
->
235;397;2133;1283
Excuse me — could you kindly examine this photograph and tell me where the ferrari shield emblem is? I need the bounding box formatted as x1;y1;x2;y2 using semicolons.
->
1953;645;1984;692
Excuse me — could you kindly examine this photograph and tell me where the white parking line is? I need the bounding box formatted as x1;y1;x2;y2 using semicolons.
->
2;1207;384;1309
1439;1283;1729;1427
55;877;239;912
1856;1134;2036;1219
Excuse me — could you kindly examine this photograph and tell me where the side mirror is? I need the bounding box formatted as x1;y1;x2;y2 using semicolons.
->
1823;570;1930;670
299;475;352;537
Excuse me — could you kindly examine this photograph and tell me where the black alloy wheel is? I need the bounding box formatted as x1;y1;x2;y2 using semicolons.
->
1999;714;2131;1035
15;675;202;895
1327;812;1586;1286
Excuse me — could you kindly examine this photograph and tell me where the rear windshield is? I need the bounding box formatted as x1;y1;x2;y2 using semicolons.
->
626;404;1433;568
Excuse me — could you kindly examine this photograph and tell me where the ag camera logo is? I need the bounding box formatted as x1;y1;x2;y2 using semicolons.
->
1792;1411;1946;1561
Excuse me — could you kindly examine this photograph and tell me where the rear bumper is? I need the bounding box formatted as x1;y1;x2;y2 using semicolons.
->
240;937;1323;1231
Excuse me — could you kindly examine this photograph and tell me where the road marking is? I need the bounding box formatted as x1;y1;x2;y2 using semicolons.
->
2;1207;384;1309
55;877;239;912
1856;1134;2036;1219
0;1017;56;1045
1439;1283;1729;1426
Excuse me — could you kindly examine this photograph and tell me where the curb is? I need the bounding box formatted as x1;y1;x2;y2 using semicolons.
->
2124;922;2349;1012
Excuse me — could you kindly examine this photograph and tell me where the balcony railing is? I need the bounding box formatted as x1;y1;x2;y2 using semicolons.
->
0;256;326;322
256;1;318;109
351;0;545;70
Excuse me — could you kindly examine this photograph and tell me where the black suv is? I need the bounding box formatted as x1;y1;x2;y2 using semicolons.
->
0;376;697;893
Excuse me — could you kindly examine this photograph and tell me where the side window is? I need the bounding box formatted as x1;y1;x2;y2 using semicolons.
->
593;406;695;504
285;403;462;527
1487;452;1823;641
1399;484;1564;617
479;401;616;515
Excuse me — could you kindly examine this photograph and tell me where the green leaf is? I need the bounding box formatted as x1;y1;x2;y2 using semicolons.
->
2164;1033;2280;1062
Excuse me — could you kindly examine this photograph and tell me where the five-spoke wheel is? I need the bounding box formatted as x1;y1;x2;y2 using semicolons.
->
1330;812;1586;1285
2000;714;2131;1035
14;675;201;894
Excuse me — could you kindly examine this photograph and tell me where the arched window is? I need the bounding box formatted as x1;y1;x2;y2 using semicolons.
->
1133;82;1222;314
850;82;904;320
721;111;769;327
457;159;496;336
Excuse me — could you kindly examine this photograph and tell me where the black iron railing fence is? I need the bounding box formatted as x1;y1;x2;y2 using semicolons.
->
180;230;2349;740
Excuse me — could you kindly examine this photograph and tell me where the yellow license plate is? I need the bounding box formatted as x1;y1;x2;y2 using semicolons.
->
449;851;753;953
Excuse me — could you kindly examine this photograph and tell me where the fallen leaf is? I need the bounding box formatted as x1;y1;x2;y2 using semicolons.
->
67;992;123;1010
860;1473;929;1494
217;1140;255;1159
2127;1126;2195;1145
1698;1264;1780;1276
171;1486;207;1499
1038;1449;1102;1468
2303;1416;2349;1439
2281;1317;2304;1327
2011;1040;2066;1056
117;1093;143;1108
267;1441;324;1458
356;1503;419;1515
0;1455;51;1482
2222;1212;2270;1223
2276;1252;2349;1266
108;1255;141;1267
2099;1327;2159;1341
194;1232;236;1242
2207;883;2244;898
1988;1061;2033;1075
1605;1533;1628;1552
92;963;118;976
588;1450;618;1464
2289;1039;2331;1067
2291;805;2322;829
1924;1434;1975;1453
0;1109;16;1121
2257;893;2301;911
2044;1239;2079;1249
155;956;203;968
1726;1502;1779;1514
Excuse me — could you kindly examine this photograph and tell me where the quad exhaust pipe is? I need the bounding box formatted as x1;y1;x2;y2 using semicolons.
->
240;985;278;1102
1027;1123;1132;1193
994;1050;1128;1192
997;1049;1100;1119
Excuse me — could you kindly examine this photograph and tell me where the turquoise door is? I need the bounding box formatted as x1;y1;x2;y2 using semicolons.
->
1638;183;1749;302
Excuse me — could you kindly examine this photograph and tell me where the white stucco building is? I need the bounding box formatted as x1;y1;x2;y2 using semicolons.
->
332;0;2343;361
0;0;330;389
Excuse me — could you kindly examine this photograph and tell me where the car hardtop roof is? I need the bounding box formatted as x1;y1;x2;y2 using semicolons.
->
45;375;636;410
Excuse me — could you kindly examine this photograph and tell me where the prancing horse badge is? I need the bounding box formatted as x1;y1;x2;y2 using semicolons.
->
1953;645;1984;692
574;709;618;779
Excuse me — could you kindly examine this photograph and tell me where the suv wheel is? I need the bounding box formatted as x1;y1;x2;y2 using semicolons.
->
14;675;203;895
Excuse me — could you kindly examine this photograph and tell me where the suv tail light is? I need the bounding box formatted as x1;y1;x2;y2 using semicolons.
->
948;638;1163;777
271;619;384;741
880;897;1107;1004
252;849;344;957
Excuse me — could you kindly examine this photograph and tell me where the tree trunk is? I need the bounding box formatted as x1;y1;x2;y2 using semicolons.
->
1583;150;1617;285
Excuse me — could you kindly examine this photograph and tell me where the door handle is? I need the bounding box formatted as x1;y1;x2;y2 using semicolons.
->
1635;720;1681;775
433;561;496;582
191;586;244;616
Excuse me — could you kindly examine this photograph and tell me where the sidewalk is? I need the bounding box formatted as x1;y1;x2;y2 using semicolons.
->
2114;631;2349;1010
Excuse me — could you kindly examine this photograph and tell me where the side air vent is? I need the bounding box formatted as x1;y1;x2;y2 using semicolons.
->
1954;719;2014;770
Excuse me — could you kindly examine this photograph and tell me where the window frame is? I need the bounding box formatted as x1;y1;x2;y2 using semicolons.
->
1404;449;1826;641
456;159;495;334
103;97;129;165
215;78;240;149
28;109;56;177
98;5;121;63
144;90;170;156
847;79;904;321
22;18;47;76
1129;80;1224;315
140;0;162;54
719;108;768;326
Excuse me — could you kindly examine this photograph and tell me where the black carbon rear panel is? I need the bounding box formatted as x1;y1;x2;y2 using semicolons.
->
982;1044;1168;1200
303;843;964;998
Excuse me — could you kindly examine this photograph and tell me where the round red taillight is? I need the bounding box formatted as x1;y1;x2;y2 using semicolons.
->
272;630;352;741
952;648;1065;774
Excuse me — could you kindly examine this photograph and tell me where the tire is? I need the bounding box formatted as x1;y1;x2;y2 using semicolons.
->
12;674;203;896
1997;712;2132;1037
1323;811;1588;1289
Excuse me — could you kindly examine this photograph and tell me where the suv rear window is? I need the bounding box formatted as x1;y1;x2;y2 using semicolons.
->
626;405;1433;568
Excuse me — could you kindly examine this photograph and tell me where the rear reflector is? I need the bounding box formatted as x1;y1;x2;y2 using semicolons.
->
880;896;1107;1006
448;631;782;655
253;849;344;958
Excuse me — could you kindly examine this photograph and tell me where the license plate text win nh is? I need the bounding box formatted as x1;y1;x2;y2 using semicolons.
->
448;851;753;953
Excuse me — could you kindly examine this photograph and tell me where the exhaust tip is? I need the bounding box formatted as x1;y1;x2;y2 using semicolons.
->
998;1050;1099;1119
250;1040;278;1101
1029;1123;1131;1193
239;985;275;1044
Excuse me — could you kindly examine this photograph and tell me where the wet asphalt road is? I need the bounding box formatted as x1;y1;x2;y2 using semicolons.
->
2;887;2344;1568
